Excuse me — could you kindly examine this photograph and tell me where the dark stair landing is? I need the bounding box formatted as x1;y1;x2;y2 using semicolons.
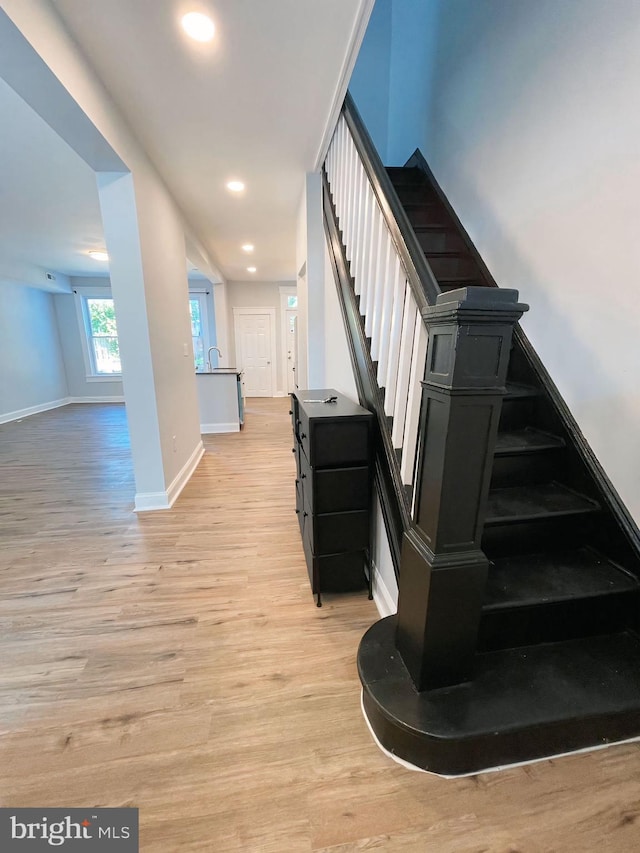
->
360;616;640;776
356;160;640;775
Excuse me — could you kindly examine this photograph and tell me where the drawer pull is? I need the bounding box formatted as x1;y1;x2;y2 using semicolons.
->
295;509;300;514
303;512;308;518
288;410;293;415
291;448;296;453
301;473;306;479
300;433;307;439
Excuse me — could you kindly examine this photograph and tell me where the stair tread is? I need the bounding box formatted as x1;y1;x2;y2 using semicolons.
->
361;619;640;751
504;382;539;399
484;546;639;609
494;427;565;455
485;482;600;525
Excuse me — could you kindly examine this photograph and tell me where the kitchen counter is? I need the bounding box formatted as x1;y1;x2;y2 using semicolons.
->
195;370;244;433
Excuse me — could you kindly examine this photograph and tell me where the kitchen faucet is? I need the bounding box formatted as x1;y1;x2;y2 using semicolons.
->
207;346;222;371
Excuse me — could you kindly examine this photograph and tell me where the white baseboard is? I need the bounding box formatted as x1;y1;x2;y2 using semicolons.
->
1;396;127;425
134;440;205;512
370;558;398;618
0;397;69;425
200;422;240;434
68;396;125;403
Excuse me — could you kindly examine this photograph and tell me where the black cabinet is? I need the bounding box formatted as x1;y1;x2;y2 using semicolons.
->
290;389;373;606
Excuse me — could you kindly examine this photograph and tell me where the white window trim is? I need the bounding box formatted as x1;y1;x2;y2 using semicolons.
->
189;291;212;370
279;285;297;394
73;287;123;382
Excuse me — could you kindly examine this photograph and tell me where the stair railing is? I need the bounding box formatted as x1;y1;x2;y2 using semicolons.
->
323;94;440;572
324;95;530;689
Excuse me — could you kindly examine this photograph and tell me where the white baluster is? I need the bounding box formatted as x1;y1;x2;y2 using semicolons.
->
384;277;407;417
359;184;376;311
352;161;366;285
325;128;335;188
392;292;418;450
365;206;384;337
343;136;354;261
377;253;401;387
370;226;392;362
336;119;346;225
401;316;429;487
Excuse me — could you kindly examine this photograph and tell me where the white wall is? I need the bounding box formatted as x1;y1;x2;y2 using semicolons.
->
296;182;310;389
348;0;392;161
227;280;296;396
349;0;640;524
0;281;68;421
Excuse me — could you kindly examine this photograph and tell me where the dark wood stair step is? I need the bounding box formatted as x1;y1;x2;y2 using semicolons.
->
402;202;450;228
426;255;478;280
359;617;640;775
485;482;600;526
385;166;425;186
494;427;565;455
484;546;639;610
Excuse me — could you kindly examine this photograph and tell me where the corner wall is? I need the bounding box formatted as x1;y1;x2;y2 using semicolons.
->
0;281;68;422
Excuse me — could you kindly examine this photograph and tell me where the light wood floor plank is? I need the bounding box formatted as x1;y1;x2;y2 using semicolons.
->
1;399;639;851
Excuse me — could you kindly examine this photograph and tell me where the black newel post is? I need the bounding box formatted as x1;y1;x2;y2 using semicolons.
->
396;287;529;690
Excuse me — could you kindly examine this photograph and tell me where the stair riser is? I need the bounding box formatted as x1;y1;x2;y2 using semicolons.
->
393;184;438;205
479;592;640;652
499;398;538;431
405;205;451;228
415;229;467;254
482;515;598;559
427;255;478;279
490;451;567;488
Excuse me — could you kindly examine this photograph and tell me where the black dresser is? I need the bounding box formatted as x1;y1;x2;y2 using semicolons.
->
290;389;373;606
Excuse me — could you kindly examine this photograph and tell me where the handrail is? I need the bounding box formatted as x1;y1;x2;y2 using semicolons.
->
342;92;440;310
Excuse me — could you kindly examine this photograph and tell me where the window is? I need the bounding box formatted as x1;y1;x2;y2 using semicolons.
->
189;292;211;370
84;297;121;375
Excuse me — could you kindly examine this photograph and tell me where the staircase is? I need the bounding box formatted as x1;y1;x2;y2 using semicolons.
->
323;95;640;775
386;161;640;657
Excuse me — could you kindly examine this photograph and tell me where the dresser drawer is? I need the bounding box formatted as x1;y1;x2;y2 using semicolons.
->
309;509;369;554
298;416;370;468
302;524;367;594
300;453;369;514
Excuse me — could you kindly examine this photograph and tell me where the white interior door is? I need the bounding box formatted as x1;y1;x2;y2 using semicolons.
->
286;309;297;392
234;311;274;397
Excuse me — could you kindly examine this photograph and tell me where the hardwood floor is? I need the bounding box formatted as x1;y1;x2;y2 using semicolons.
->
1;398;639;851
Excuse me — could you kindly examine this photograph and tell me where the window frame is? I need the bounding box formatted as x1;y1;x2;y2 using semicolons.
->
189;290;212;371
74;287;123;382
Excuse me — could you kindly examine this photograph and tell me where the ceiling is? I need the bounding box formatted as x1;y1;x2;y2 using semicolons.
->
0;0;368;284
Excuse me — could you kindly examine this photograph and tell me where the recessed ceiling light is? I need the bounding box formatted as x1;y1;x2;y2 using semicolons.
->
247;266;257;273
241;244;254;253
88;250;109;261
181;12;215;42
226;180;245;193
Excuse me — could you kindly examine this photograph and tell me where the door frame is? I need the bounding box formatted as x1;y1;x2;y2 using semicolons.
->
233;307;278;397
279;285;297;394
